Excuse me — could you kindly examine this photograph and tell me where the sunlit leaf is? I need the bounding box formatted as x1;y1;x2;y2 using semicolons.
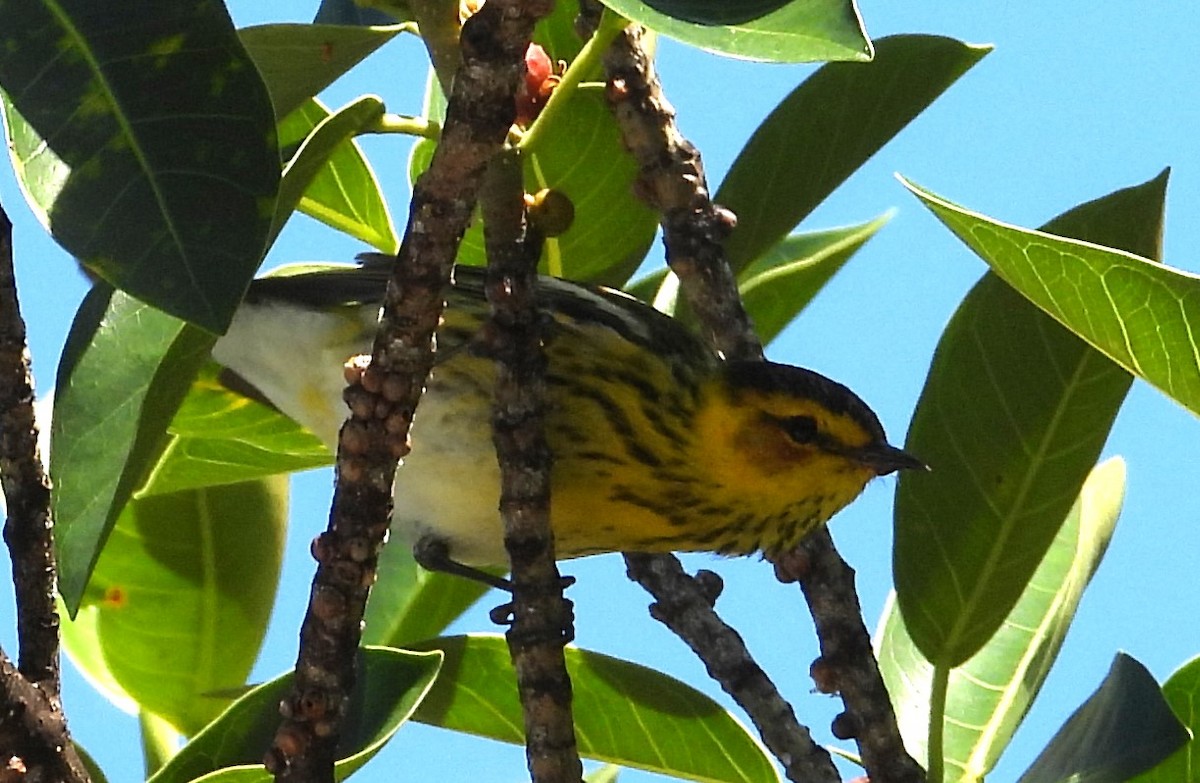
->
902;170;1200;418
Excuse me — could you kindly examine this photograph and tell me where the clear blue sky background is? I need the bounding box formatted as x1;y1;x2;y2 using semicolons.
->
3;3;1199;782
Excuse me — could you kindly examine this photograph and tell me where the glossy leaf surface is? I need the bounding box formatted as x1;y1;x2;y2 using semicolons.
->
0;0;278;332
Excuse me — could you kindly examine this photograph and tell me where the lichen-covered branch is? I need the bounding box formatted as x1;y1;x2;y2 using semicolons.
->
266;3;546;779
598;16;922;783
0;202;89;782
481;150;581;783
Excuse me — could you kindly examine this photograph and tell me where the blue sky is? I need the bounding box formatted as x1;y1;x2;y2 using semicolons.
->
3;3;1199;782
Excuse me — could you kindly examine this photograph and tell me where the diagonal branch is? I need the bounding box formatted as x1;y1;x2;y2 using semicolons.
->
266;3;546;780
596;14;922;783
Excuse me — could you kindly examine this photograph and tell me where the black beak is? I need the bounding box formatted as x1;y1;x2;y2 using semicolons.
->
857;443;928;476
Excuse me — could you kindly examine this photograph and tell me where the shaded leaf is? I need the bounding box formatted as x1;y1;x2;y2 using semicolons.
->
412;635;779;783
638;0;792;25
146;647;442;783
902;171;1200;418
894;172;1166;666
878;457;1125;780
52;286;214;612
60;479;287;734
598;0;870;62
1018;653;1189;783
239;23;413;119
0;0;278;332
717;35;990;272
1127;655;1200;783
274;96;398;252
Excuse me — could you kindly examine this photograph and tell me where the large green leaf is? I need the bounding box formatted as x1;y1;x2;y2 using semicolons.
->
1017;654;1188;783
412;635;779;783
716;35;990;273
146;647;442;783
139;364;330;496
0;0;278;333
239;23;413;119
52;286;214;612
903;171;1200;418
60;478;287;735
1129;655;1200;783
877;457;1125;781
598;0;870;62
894;172;1166;666
274;96;399;252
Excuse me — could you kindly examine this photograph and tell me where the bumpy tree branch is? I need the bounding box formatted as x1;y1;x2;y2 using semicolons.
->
597;15;922;783
0;203;89;782
481;151;582;783
267;3;546;780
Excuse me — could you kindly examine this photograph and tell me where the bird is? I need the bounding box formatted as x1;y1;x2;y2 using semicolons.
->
211;261;923;575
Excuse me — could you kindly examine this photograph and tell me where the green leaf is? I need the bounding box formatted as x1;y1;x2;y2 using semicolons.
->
598;0;870;62
894;172;1166;666
138;364;330;496
454;87;656;286
1017;653;1189;783
631;217;887;342
146;647;443;783
363;539;491;647
902;171;1200;418
275;96;399;253
60;478;287;735
412;635;779;783
0;1;278;333
716;35;990;272
1129;655;1200;783
737;216;887;344
239;23;413;119
878;457;1125;780
52;286;215;613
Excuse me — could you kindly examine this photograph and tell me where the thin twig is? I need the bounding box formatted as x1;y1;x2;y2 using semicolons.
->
481;150;582;783
0;202;89;782
266;3;545;780
598;17;922;783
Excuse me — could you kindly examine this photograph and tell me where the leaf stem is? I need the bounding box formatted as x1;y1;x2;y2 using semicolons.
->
368;113;440;139
927;663;950;783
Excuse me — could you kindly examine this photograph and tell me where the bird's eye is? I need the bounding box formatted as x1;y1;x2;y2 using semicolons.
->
780;415;819;444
